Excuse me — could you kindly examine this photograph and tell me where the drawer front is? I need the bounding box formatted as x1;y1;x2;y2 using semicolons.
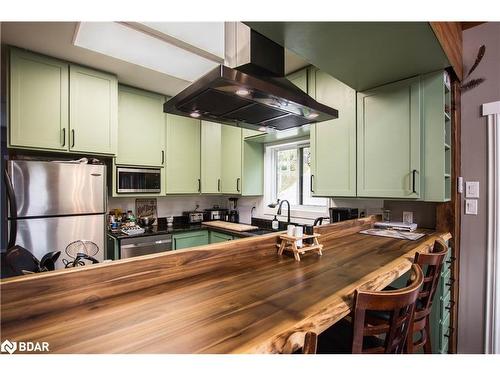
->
439;313;451;353
440;267;451;297
172;230;209;250
440;289;451;321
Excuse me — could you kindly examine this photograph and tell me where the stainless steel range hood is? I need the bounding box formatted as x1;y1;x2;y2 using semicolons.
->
163;23;338;131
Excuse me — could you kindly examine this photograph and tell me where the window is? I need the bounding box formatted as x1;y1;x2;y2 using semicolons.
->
267;141;327;211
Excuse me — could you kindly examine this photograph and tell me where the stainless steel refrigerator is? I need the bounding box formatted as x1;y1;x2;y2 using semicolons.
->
6;160;106;269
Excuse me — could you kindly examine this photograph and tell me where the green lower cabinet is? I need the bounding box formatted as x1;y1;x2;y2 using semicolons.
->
69;64;118;155
209;231;234;243
430;243;452;354
9;48;69;151
309;69;357;197
357;76;421;199
117;86;165;167
165;114;201;194
172;230;209;250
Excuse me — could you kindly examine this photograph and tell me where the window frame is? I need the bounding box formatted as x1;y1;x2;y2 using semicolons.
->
264;139;329;220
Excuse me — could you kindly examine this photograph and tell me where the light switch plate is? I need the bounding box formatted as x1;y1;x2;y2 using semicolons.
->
466;181;480;198
465;199;478;215
402;211;413;224
458;177;464;193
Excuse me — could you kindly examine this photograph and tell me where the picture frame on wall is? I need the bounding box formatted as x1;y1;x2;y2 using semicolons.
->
135;198;158;219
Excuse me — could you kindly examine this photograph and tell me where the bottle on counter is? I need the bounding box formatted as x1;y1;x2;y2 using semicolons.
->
272;215;279;230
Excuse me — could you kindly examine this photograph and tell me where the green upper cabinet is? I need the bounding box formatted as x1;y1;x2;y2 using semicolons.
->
422;71;451;202
286;68;308;92
165;114;201;194
201;121;222;194
357;76;421;198
117;86;165;167
9;48;69;151
309;69;357;197
221;125;242;194
69;64;118;155
241;129;264;196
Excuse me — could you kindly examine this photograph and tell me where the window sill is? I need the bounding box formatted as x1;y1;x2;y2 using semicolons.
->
262;206;329;222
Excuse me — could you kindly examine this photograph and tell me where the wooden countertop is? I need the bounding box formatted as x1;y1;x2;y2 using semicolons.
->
0;217;450;353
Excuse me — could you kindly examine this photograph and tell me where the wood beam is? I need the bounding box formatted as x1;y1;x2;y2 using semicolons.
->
430;22;463;81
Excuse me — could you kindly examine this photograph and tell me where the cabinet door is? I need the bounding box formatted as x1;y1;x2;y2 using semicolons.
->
69;65;118;154
209;231;233;243
117;86;165;167
172;230;209;250
201;121;222;193
357;76;421;198
287;68;308;92
242;129;264;196
310;70;356;197
9;48;69;151
221;125;242;194
165;114;201;194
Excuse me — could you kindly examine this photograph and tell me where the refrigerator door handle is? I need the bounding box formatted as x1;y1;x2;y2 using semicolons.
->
4;169;18;249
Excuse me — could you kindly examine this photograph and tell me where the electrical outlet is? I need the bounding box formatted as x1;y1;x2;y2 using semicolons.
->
466;181;480;198
465;199;478;215
402;211;413;224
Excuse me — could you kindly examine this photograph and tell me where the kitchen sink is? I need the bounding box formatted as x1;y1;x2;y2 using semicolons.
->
244;228;276;236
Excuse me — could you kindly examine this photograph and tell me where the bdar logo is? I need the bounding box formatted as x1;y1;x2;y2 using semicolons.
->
1;339;17;354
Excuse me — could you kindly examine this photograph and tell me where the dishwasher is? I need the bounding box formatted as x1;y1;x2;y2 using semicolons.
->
120;234;172;259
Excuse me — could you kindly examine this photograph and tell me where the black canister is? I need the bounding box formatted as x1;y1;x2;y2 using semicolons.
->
304;224;314;245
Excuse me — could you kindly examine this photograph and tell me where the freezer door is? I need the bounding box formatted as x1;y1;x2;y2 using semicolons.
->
15;214;105;269
8;160;106;217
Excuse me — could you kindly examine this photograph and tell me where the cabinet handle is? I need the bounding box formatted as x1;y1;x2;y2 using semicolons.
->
236;178;240;192
71;129;75;148
218;178;221;192
198;179;201;192
161;151;165;164
310;174;315;193
61;128;66;147
411;169;417;194
445;301;456;311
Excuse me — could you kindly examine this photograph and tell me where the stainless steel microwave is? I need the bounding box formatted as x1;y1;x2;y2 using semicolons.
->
116;167;161;194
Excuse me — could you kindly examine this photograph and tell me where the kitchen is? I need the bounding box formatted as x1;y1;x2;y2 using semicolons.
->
0;5;499;370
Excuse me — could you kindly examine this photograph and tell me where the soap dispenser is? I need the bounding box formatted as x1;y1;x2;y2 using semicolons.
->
272;215;279;230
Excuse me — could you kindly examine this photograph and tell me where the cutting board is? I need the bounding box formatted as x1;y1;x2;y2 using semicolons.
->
202;221;259;232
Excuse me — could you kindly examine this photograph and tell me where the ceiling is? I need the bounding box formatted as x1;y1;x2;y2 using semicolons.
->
1;22;309;97
246;22;451;91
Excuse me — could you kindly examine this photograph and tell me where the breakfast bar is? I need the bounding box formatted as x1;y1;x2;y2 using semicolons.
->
0;216;450;353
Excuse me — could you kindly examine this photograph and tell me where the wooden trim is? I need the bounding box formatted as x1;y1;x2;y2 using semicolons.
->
436;72;461;353
461;22;486;31
430;22;463;81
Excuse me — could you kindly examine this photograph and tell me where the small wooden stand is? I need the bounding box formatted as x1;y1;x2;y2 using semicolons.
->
277;233;323;261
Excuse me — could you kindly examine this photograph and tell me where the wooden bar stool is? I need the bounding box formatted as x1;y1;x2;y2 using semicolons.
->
405;238;448;353
317;264;424;354
302;332;318;354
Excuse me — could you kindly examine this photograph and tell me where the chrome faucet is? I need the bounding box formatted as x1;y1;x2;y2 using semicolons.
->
268;199;291;224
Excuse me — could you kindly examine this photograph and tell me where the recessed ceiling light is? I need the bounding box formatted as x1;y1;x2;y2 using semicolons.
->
73;22;219;82
190;112;201;118
236;89;250;96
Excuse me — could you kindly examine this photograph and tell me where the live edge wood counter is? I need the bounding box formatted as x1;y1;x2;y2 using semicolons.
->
0;216;450;354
